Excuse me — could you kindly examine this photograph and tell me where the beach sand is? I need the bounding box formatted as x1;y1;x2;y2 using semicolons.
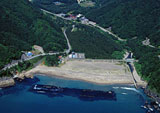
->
24;60;142;85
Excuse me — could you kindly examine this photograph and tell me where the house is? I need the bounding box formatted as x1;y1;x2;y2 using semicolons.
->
77;14;82;18
27;52;33;57
69;14;77;20
53;2;62;5
77;0;85;4
125;58;134;63
69;52;85;59
80;17;89;24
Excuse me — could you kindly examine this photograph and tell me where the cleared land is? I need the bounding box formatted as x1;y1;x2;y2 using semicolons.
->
80;1;95;7
25;60;137;85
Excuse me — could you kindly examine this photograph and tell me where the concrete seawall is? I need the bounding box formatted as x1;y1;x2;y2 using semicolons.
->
67;58;125;63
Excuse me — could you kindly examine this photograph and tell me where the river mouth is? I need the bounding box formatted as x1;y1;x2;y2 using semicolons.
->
0;75;148;113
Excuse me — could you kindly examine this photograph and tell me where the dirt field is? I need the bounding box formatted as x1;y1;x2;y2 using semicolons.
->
25;60;136;84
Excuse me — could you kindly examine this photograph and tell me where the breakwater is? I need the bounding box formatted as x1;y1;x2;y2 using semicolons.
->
30;84;116;101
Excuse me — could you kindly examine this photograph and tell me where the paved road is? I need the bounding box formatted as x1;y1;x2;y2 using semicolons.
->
41;8;126;42
1;28;72;71
41;9;71;21
63;28;72;54
91;24;126;42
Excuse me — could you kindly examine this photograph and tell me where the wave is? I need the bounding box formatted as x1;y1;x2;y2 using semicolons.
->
120;87;140;93
112;87;119;89
121;93;127;95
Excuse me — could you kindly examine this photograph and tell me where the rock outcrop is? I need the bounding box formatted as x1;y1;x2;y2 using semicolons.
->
0;77;15;88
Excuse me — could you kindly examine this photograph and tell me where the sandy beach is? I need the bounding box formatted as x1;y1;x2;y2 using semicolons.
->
22;59;146;85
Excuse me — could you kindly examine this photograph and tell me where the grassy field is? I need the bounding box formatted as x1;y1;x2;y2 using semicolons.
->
80;1;95;7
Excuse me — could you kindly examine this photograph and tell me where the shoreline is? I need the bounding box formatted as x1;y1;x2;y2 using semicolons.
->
31;72;135;86
0;60;147;88
23;60;146;87
1;60;160;105
0;77;15;88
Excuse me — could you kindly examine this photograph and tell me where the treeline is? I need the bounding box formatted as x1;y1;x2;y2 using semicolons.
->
83;0;160;93
44;55;59;66
128;39;160;93
0;56;43;77
0;0;67;69
66;24;124;59
33;0;99;14
86;0;160;46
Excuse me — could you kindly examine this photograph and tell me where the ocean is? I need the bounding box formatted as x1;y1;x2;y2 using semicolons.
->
0;75;149;113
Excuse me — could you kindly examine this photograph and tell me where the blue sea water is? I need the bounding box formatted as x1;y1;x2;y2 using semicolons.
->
0;75;149;113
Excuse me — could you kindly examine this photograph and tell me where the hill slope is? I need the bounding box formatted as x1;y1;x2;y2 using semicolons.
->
86;0;160;46
0;0;67;69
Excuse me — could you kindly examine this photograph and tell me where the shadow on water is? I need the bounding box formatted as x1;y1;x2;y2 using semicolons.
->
29;84;117;102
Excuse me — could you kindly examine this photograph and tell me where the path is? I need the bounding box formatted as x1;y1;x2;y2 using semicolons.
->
142;38;156;48
41;8;126;42
63;28;72;54
1;28;72;71
89;23;126;42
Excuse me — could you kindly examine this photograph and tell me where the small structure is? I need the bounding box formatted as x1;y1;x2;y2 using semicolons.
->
69;14;77;20
69;52;85;59
142;37;150;46
80;17;89;24
106;27;112;32
125;58;134;63
77;14;82;18
27;52;33;57
53;2;62;5
77;0;85;4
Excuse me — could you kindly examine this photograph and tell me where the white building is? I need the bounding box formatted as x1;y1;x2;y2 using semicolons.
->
69;52;85;59
77;0;85;4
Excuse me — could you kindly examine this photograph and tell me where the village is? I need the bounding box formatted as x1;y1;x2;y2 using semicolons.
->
55;12;97;26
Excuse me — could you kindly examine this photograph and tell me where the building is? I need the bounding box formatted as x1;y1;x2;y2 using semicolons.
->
53;2;62;5
125;58;134;63
77;14;82;18
77;0;85;4
80;17;89;24
26;52;33;57
69;14;77;20
69;52;85;59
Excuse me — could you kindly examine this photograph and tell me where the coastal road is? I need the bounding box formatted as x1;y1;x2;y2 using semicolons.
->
41;8;126;42
1;28;72;71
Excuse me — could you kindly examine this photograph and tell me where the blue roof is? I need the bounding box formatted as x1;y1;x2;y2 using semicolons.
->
27;52;33;56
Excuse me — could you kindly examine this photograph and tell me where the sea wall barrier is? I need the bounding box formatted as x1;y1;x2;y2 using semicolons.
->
67;58;125;63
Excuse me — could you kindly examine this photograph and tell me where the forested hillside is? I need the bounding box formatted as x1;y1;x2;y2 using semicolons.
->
66;24;124;59
33;0;160;93
0;0;67;69
1;0;160;93
33;0;104;14
86;0;160;46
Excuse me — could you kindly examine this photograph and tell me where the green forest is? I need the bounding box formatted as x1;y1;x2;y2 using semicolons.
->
1;0;160;93
66;24;124;59
33;0;160;93
0;0;67;69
